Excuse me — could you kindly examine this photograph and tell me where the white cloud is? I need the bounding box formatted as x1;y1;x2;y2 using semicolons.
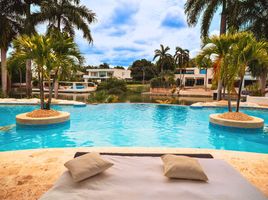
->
34;0;221;67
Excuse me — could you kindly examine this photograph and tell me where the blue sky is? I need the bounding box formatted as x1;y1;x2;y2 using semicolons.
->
37;0;221;67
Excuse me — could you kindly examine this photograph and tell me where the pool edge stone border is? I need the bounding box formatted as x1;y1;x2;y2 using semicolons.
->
209;113;264;129
16;111;70;125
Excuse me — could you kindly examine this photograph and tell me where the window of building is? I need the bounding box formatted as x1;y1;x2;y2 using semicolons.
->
99;71;107;77
175;69;194;74
91;72;98;77
208;79;212;84
186;70;194;74
107;72;113;77
196;78;204;85
199;69;207;74
185;78;195;86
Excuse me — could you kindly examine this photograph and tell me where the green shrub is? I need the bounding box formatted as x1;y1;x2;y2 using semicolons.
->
88;90;119;103
245;83;262;96
150;77;175;88
97;78;127;95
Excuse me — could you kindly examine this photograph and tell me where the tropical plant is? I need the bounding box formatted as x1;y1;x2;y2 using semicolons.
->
11;33;82;110
227;32;268;112
129;59;158;82
174;47;190;90
195;55;212;91
150;71;176;89
88;90;118;103
234;0;268;40
153;44;174;72
0;0;23;96
40;0;96;42
184;0;230;38
197;33;236;100
19;0;46;97
97;78;127;95
40;0;96;98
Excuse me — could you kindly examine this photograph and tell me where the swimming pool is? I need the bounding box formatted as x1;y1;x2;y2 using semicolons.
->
0;104;268;153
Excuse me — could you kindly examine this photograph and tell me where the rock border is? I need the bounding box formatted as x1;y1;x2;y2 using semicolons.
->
209;113;264;129
16;111;70;125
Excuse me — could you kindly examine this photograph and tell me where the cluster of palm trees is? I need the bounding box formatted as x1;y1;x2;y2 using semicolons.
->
153;44;191;90
153;44;190;72
0;0;96;97
196;32;268;112
185;0;268;101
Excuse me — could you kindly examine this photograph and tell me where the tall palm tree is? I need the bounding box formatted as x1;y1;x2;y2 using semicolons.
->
228;32;268;112
40;0;96;98
184;0;229;38
12;32;82;110
174;47;189;88
153;44;173;73
0;0;22;96
185;0;238;100
235;0;268;40
40;0;96;42
20;0;44;98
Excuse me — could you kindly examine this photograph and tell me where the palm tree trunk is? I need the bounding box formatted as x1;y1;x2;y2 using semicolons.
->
54;78;59;99
19;68;22;98
1;48;8;97
259;73;267;96
205;69;207;91
220;0;227;35
216;0;226;101
38;69;45;110
26;59;32;98
236;77;243;112
48;70;58;110
227;88;232;112
216;80;223;101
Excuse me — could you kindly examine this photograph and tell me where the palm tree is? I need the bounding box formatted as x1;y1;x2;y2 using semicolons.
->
235;0;268;40
174;47;189;89
197;34;236;100
228;32;268;112
45;30;83;108
40;0;96;98
12;32;82;110
195;55;212;91
153;44;173;73
40;0;96;42
20;0;44;98
0;0;22;96
184;0;229;38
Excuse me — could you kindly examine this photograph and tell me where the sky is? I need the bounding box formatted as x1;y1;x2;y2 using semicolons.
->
38;0;221;67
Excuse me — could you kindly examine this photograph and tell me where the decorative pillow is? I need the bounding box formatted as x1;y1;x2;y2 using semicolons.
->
161;154;208;181
64;152;113;182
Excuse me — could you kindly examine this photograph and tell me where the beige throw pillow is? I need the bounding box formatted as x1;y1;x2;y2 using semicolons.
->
161;154;208;181
64;152;113;182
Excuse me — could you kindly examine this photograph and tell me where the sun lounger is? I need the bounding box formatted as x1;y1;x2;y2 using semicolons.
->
39;153;267;200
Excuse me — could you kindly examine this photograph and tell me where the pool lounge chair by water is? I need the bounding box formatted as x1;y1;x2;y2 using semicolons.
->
39;153;267;200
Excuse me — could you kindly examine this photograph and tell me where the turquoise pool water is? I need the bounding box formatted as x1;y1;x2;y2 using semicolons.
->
0;104;268;153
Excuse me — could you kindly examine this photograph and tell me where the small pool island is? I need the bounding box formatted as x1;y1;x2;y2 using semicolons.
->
210;112;264;129
16;109;70;125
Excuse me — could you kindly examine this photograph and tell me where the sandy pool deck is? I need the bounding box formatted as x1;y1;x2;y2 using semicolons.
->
0;147;268;200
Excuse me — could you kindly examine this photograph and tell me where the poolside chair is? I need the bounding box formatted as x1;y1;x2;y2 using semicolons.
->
39;152;267;200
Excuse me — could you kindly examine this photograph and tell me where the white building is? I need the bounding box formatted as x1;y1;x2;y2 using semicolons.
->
175;68;213;88
174;67;259;89
83;68;131;82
